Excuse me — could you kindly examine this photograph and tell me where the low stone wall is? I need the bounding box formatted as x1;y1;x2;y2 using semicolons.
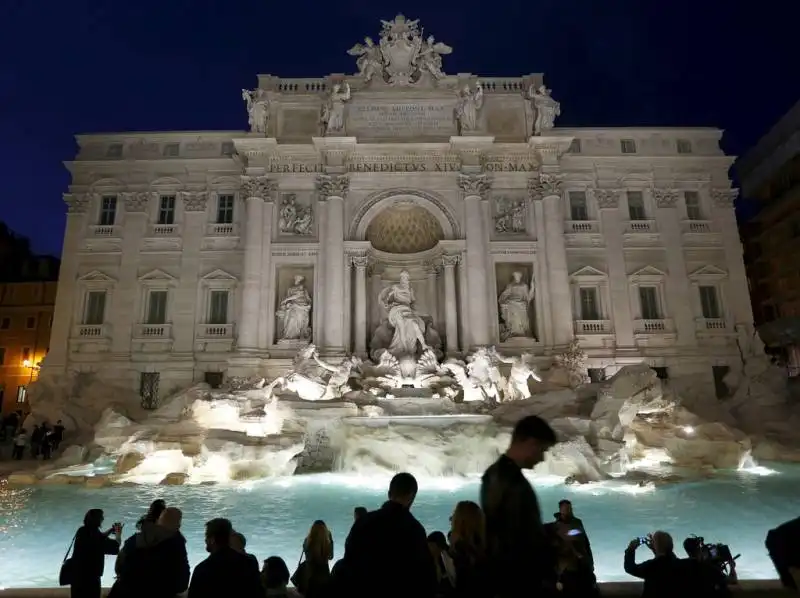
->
0;581;791;597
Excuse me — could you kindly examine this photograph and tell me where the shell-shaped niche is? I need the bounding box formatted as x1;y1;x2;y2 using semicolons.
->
365;205;444;254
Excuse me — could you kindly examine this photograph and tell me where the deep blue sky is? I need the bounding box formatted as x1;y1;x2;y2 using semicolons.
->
1;0;798;256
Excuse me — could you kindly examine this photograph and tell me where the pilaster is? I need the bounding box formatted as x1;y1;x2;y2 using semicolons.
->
172;192;208;354
595;188;635;350
352;256;369;357
110;192;150;355
652;187;696;347
442;254;460;356
711;187;754;327
457;173;492;347
44;194;90;373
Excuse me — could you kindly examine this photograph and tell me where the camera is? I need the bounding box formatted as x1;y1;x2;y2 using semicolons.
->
685;535;739;579
637;535;650;546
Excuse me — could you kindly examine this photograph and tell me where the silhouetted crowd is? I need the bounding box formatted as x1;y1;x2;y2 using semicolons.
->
1;410;64;460
57;415;800;598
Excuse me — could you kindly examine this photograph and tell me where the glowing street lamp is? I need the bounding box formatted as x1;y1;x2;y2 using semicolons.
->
23;359;41;384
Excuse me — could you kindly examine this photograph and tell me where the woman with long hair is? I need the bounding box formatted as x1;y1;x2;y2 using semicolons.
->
448;501;491;598
292;520;333;597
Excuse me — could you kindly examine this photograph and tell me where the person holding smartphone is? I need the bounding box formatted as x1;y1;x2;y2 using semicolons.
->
70;509;123;598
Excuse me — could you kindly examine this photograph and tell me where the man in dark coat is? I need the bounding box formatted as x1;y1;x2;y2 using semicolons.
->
334;472;437;598
481;415;558;598
188;518;263;598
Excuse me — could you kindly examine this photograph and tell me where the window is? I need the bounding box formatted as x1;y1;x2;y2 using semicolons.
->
579;288;600;320
25;316;36;329
698;285;721;319
99;196;117;226
158;195;176;225
106;144;123;158
638;286;661;319
83;291;107;325
21;347;30;362
205;372;224;389
217;195;235;224
568;138;582;154
620;139;637;154
16;385;27;403
163;143;180;157
627;191;646;220
676;139;693;154
221;141;235;156
146;290;168;325
684;191;702;220
712;365;730;399
209;290;229;325
0;348;5;365
651;367;669;380
569;191;589;221
1;317;10;330
139;372;160;410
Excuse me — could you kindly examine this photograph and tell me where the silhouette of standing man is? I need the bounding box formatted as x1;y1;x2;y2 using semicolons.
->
481;415;558;597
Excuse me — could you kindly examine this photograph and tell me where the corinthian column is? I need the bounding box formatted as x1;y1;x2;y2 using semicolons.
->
529;172;573;347
316;174;349;353
458;173;492;348
238;176;275;352
352;256;369;357
442;254;460;355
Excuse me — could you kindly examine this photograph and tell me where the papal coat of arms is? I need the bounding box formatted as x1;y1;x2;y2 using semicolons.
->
347;14;452;86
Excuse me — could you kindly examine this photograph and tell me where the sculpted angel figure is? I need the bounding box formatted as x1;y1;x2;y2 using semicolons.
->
415;35;452;79
529;84;561;135
321;81;351;135
455;81;484;134
241;88;269;134
347;37;384;83
487;348;542;401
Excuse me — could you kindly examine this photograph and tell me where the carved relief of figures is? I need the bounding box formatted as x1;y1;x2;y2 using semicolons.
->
494;197;527;234
241;88;270;134
278;193;313;236
321;82;351;135
455;82;484;134
529;84;561;136
498;271;535;342
276;275;313;343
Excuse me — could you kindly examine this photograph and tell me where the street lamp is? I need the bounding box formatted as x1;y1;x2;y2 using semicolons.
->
23;359;41;384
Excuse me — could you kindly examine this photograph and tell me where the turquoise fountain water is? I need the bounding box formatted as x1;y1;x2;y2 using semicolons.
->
0;464;794;588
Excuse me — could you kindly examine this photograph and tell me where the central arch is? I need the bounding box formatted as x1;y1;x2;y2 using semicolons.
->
349;188;461;242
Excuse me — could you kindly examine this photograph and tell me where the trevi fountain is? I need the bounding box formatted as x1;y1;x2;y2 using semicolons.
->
2;13;799;590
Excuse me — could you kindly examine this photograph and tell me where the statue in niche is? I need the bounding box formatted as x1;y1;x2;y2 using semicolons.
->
278;194;313;236
498;271;536;342
241;88;269;134
276;275;312;342
369;270;443;361
529;84;561;136
455;82;483;134
321;81;351;135
494;197;526;234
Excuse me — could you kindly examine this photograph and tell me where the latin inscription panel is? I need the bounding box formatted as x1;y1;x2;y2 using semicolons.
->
347;100;457;138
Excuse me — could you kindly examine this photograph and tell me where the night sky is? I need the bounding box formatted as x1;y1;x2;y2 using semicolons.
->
1;0;798;257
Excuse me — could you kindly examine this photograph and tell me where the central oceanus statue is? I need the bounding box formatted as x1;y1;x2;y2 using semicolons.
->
369;270;443;362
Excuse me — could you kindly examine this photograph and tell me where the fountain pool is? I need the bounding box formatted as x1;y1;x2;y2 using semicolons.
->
0;464;795;589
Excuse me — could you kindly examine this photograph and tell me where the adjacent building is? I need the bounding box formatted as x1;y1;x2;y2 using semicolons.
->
738;99;800;366
44;16;754;405
0;225;59;413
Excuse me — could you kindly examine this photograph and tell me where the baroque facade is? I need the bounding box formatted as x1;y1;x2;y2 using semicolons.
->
46;15;752;400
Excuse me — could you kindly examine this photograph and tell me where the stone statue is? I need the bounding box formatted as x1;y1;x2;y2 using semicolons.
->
276;345;360;401
276;275;312;342
321;82;351;135
347;37;384;83
455;82;484;134
378;270;430;358
414;35;452;80
488;348;542;401
278;194;313;236
242;88;269;134
494;197;526;234
442;348;505;402
529;84;561;136
498;271;535;341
